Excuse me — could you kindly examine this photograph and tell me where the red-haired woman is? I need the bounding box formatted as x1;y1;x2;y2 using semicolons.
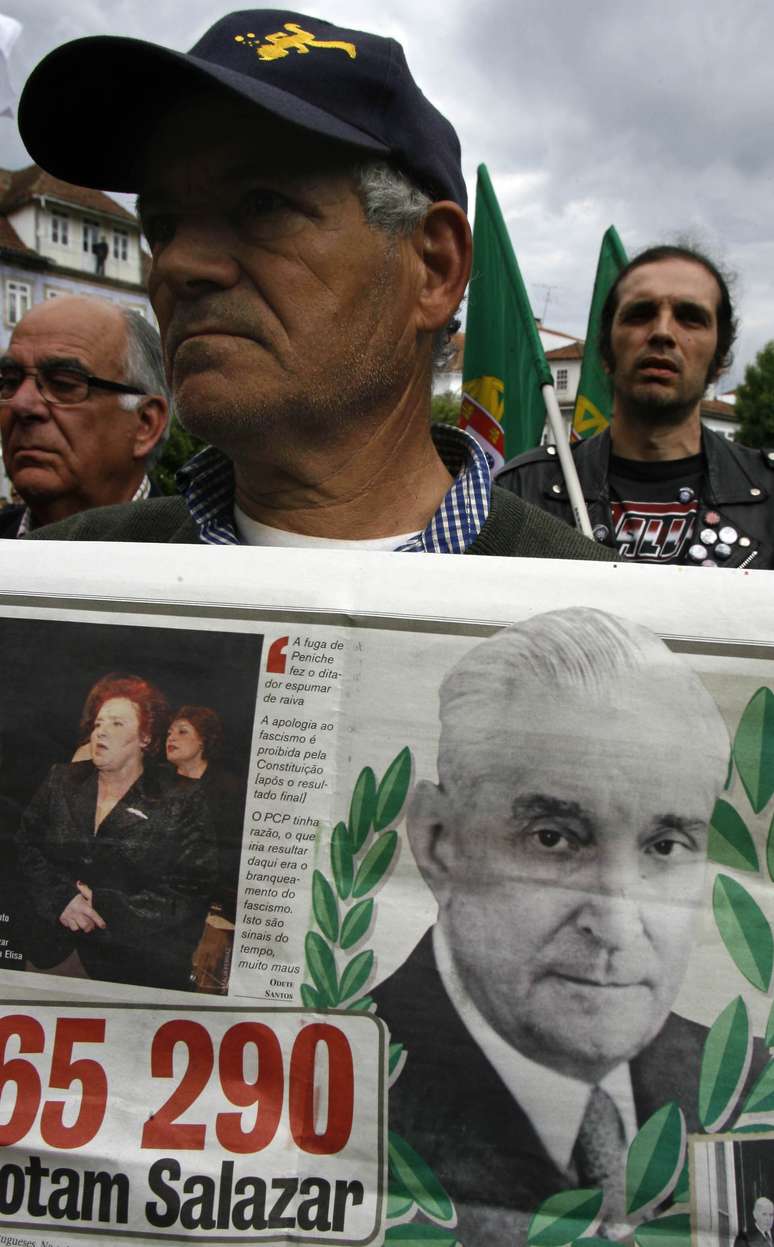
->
166;706;242;924
166;705;223;780
16;673;217;991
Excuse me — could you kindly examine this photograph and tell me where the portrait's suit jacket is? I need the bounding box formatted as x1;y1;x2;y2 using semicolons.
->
374;933;764;1247
16;761;216;990
736;1228;774;1247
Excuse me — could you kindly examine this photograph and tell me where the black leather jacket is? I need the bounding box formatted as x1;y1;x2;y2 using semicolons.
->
495;427;774;569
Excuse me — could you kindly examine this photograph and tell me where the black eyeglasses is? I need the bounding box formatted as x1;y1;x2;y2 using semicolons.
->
0;364;146;406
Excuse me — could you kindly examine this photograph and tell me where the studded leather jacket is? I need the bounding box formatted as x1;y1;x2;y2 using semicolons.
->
495;426;774;569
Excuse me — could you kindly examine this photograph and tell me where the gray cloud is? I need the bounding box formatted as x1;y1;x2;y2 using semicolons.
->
3;0;773;385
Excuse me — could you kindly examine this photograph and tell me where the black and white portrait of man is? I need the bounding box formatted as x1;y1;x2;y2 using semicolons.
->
375;606;749;1245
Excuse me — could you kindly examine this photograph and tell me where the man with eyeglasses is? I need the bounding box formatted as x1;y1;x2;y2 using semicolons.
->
0;295;170;536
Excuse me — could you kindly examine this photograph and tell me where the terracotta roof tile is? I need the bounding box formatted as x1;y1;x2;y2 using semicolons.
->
701;398;739;420
0;216;31;253
0;165;136;223
546;342;584;361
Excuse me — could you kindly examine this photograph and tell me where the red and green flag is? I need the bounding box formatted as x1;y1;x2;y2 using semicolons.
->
461;164;552;469
572;225;628;441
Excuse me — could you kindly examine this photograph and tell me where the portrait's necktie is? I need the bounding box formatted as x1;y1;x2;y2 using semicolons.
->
572;1084;628;1234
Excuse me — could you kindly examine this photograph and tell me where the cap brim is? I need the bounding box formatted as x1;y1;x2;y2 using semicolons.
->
19;35;390;192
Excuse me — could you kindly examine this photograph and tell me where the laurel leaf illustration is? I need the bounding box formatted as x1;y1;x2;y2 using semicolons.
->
388;1131;455;1225
352;829;398;898
709;800;759;873
345;994;374;1013
304;931;338;1003
699;996;751;1130
734;688;774;814
626;1102;685;1215
634;1213;690;1247
374;747;412;832
765;998;774;1047
340;898;374;949
338;950;374;1003
389;1042;406;1076
527;1188;603;1247
349;767;377;853
312;870;339;942
384;1227;459;1244
300;983;323;1009
766;812;774;885
741;1058;774;1115
386;1162;414;1221
714;875;773;992
330;821;353;900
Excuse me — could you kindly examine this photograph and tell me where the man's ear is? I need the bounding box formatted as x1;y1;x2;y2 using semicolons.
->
413;201;472;335
407;779;458;906
132;395;169;462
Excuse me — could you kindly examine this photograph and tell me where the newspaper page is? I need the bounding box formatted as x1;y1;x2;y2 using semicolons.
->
0;543;772;1247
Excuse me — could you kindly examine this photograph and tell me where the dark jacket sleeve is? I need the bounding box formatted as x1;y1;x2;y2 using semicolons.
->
16;766;84;923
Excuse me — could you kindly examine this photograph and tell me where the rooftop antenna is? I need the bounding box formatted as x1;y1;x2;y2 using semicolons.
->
533;283;557;324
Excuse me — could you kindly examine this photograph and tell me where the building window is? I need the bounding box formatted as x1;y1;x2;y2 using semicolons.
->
556;368;568;392
83;219;99;253
6;280;31;325
113;228;129;261
51;212;69;245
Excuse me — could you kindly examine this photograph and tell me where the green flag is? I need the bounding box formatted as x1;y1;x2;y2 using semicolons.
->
461;164;552;468
572;225;628;440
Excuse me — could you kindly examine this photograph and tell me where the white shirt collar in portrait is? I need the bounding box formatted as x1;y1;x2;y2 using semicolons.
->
433;923;638;1173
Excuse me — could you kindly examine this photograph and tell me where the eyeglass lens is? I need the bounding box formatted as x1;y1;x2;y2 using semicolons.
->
0;366;89;404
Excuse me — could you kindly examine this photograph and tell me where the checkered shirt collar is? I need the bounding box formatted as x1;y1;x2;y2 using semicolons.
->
177;424;492;552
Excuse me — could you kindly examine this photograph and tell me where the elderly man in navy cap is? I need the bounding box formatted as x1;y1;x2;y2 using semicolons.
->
18;12;612;560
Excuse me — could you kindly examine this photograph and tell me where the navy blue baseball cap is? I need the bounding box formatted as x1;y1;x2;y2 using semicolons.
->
19;10;467;211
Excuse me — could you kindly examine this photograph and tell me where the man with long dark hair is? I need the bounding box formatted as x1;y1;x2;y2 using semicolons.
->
497;245;774;567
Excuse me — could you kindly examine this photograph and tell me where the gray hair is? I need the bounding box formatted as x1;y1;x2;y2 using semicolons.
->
437;607;729;793
354;160;459;370
117;310;171;466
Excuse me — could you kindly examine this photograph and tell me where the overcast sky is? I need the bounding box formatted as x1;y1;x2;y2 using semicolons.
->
4;0;773;388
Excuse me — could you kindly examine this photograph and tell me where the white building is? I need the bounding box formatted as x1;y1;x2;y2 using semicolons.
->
544;341;583;423
0;165;153;498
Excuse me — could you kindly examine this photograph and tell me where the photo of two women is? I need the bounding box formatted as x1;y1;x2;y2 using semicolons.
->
0;615;262;995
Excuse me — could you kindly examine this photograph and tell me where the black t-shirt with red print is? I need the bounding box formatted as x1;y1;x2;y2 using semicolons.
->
608;453;704;563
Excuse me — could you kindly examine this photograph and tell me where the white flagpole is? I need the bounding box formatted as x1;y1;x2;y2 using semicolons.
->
541;383;593;537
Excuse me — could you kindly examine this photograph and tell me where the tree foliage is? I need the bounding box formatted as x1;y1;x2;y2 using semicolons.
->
736;341;774;448
153;416;206;495
431;391;462;426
